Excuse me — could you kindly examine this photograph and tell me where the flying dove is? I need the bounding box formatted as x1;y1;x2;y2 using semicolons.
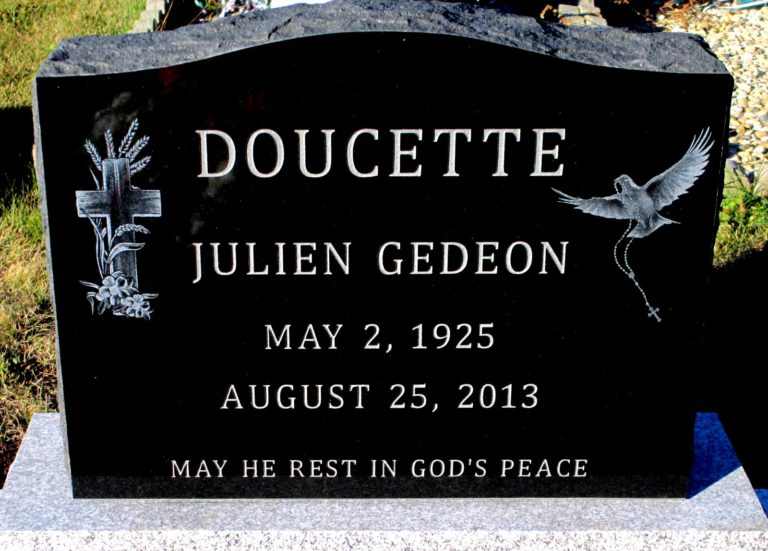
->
553;128;713;238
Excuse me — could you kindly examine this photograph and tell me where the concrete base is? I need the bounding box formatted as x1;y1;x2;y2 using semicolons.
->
1;414;766;550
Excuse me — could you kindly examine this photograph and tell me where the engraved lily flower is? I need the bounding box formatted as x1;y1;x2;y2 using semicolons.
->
121;293;156;320
96;273;136;306
82;271;143;316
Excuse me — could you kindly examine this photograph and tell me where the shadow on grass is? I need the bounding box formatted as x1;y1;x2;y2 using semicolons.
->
704;246;768;489
0;106;34;202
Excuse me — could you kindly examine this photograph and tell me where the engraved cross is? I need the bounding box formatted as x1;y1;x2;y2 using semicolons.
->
76;158;161;286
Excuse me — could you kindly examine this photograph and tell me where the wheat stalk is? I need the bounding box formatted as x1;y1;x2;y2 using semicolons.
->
105;129;115;159
84;140;102;171
130;156;151;175
126;136;149;162
118;119;140;157
114;224;150;237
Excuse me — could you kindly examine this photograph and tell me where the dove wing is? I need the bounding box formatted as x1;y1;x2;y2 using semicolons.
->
553;188;631;220
642;128;713;210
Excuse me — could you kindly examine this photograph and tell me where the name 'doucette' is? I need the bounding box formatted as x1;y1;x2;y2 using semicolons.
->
192;127;570;283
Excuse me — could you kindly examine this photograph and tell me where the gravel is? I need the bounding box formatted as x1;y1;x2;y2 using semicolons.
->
657;5;768;171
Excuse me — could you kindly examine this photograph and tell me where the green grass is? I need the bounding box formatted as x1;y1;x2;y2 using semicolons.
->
0;0;145;108
0;0;145;485
0;174;55;484
714;166;768;267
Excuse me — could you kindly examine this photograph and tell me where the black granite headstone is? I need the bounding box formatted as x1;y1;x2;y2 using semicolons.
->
34;0;732;498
